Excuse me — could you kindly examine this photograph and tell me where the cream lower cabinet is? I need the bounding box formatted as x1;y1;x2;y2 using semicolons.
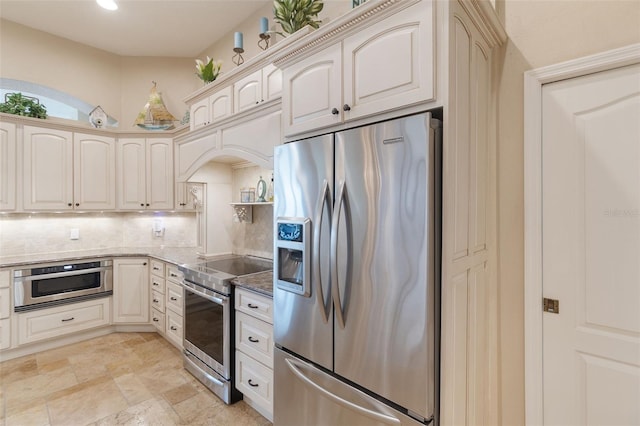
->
112;258;149;323
23;127;116;211
281;0;434;137
150;260;183;349
235;288;273;421
116;138;174;210
16;298;111;345
0;122;17;211
0;269;11;350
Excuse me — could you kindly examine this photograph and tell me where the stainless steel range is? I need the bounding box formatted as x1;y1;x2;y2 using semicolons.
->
178;255;272;404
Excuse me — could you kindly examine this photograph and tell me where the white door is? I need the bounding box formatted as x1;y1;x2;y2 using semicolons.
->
73;133;116;210
542;63;640;425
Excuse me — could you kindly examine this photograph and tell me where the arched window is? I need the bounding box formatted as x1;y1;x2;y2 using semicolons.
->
0;78;119;127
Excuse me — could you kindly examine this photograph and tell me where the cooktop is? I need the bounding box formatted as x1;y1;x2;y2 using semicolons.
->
179;255;272;295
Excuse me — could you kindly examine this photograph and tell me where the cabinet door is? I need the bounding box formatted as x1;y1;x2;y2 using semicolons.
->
210;86;233;123
0;122;16;211
146;138;174;210
23;126;73;210
74;133;116;210
234;69;263;113
282;43;342;137
190;97;210;131
262;64;283;102
342;0;434;120
113;258;149;323
116;138;147;210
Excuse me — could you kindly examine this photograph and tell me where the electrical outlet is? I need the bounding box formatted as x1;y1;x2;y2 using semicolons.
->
70;228;80;240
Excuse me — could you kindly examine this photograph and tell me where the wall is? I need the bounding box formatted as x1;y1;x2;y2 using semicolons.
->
197;1;352;75
495;1;640;424
0;212;196;257
0;20;196;127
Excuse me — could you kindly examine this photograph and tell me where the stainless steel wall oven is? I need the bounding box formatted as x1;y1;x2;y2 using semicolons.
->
14;259;113;311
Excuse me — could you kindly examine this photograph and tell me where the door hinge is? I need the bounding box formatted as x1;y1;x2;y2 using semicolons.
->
543;298;559;314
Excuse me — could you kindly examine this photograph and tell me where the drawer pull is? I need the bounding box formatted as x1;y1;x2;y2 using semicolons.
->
170;297;178;301
170;326;178;331
153;318;159;322
153;267;160;271
248;379;259;387
61;317;75;322
247;303;259;309
153;299;159;303
170;273;178;278
248;336;259;343
153;282;159;286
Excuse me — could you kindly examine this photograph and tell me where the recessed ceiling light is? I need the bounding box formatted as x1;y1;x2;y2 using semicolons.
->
96;0;118;11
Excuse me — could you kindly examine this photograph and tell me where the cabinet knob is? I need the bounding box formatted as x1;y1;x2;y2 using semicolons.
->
146;203;150;207
331;108;339;115
343;104;351;112
143;262;148;266
75;203;80;207
140;203;145;207
68;203;73;207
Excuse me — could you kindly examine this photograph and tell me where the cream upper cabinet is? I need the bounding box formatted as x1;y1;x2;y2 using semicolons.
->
282;44;342;136
23;127;116;211
234;65;283;114
234;69;263;113
116;137;174;210
281;0;434;137
23;126;73;210
190;86;233;131
73;133;116;210
342;0;434;120
112;257;149;324
0;122;17;211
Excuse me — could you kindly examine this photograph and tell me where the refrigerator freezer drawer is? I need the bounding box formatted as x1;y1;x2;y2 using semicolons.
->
274;348;427;426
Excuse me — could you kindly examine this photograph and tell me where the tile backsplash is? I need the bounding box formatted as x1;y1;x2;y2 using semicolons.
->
0;212;197;257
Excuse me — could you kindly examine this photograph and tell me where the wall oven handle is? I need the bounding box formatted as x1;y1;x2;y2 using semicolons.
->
17;267;110;281
182;281;226;305
314;179;332;324
184;351;225;388
330;180;346;329
285;358;401;425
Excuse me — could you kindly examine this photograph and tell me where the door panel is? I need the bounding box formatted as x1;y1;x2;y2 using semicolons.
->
273;134;334;371
333;113;436;420
542;63;640;425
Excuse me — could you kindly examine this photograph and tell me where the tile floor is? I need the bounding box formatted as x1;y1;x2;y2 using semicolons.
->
0;332;272;426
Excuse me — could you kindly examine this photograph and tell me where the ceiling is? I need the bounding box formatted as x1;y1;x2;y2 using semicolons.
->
0;0;272;57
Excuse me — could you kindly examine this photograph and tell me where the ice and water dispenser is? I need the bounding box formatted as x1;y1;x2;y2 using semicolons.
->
275;218;310;297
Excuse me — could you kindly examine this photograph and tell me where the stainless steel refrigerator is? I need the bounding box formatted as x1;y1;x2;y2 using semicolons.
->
273;112;441;426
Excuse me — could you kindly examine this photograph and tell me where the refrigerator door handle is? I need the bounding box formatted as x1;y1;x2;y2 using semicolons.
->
314;179;332;323
284;358;402;425
330;180;346;329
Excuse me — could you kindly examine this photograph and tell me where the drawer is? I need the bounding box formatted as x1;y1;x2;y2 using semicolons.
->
236;351;273;416
150;275;166;294
0;269;9;289
0;318;10;350
151;290;165;312
166;281;183;316
0;287;10;319
150;260;165;277
166;310;183;349
151;308;165;333
235;288;273;324
166;265;182;283
236;311;274;368
17;298;110;345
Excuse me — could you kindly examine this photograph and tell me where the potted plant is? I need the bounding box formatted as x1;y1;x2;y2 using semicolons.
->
0;92;47;119
195;56;222;84
273;0;324;35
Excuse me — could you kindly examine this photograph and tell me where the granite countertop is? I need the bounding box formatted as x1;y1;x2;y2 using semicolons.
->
231;271;273;298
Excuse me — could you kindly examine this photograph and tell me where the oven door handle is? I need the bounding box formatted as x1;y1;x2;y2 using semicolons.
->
184;351;225;388
182;281;226;305
16;267;110;281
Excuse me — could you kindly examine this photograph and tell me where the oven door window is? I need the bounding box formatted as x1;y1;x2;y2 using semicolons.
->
184;290;224;366
32;273;101;298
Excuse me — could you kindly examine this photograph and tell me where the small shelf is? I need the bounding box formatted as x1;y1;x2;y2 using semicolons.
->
230;202;273;223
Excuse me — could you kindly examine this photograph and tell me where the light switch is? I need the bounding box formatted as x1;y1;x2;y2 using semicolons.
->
70;228;80;240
